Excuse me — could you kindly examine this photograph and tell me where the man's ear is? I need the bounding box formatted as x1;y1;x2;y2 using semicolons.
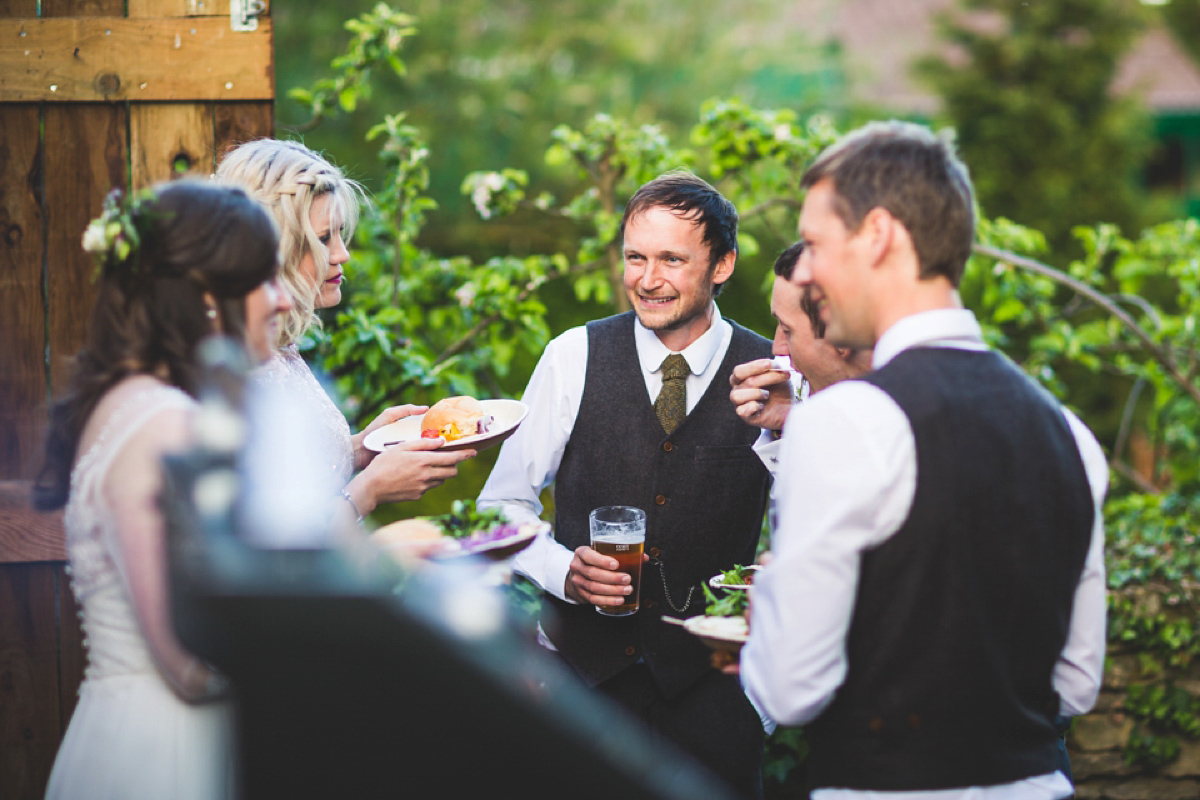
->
860;207;898;268
711;249;736;287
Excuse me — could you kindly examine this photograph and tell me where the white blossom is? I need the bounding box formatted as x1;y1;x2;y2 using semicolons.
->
471;172;507;220
81;220;108;254
455;282;477;308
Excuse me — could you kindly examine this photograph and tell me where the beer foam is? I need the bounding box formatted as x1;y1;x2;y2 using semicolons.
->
592;531;644;545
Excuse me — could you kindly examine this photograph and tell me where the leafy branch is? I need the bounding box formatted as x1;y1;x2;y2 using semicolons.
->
975;243;1200;408
432;259;601;366
283;3;416;133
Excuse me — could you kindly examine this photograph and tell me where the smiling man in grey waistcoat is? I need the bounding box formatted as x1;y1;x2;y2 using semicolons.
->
479;170;772;798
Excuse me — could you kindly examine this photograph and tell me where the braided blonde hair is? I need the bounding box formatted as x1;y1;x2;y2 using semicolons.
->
216;139;365;347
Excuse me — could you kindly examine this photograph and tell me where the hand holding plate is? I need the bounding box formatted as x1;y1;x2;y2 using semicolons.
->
352;404;428;469
349;437;476;510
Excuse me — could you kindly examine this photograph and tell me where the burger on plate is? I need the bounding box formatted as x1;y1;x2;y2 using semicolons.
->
420;395;492;442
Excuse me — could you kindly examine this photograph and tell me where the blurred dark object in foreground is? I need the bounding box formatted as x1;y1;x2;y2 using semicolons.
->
158;339;737;800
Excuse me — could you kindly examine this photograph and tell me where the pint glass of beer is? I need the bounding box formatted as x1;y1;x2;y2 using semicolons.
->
589;506;646;616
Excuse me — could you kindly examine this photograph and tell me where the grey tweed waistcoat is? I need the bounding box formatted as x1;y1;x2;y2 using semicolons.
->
544;311;771;697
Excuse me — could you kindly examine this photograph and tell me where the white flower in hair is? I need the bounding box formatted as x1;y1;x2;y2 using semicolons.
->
81;187;157;276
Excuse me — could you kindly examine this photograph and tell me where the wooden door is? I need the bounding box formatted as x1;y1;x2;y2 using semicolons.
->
0;0;273;795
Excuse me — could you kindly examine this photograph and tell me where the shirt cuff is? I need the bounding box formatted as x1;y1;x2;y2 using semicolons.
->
543;543;578;603
753;430;781;476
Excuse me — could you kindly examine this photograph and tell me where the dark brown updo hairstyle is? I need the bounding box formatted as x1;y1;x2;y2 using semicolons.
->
34;179;280;510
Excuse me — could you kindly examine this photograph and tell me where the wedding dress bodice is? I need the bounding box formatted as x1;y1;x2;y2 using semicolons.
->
64;383;195;681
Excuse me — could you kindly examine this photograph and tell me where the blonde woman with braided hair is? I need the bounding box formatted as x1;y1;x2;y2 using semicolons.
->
217;139;474;521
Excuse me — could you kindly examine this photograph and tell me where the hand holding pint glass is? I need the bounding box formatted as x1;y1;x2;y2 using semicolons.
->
589;506;646;616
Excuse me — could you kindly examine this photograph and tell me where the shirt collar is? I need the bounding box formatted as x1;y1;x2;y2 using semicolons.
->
872;309;987;369
635;303;729;377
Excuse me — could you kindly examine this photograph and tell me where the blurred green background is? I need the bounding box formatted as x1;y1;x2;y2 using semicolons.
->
270;0;1200;521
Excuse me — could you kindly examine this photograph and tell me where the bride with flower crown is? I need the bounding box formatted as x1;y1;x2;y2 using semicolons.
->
34;181;289;800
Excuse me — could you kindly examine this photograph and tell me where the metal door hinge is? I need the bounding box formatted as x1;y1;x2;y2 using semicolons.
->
230;0;266;32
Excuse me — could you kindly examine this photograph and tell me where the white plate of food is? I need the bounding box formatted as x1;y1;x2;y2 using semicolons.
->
708;564;761;591
682;615;750;653
371;502;548;564
363;397;529;453
439;522;547;561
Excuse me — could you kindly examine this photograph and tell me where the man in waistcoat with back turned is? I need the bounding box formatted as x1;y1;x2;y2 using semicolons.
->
736;121;1109;799
478;170;772;798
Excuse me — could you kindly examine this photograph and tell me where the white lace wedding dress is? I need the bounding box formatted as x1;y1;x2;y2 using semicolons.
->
45;382;235;800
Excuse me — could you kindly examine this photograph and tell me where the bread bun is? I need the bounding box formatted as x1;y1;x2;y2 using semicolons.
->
421;395;486;442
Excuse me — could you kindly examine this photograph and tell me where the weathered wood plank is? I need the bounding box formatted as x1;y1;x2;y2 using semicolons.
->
0;0;37;19
0;104;45;481
44;103;127;394
214;100;273;160
0;482;65;562
128;0;270;19
0;563;68;800
131;102;216;187
41;0;124;18
0;18;274;102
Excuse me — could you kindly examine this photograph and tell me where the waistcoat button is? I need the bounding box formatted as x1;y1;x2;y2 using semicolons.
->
624;646;636;656
655;494;667;505
662;442;674;452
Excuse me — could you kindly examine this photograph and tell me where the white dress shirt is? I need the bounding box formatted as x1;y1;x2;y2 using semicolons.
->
477;305;734;601
740;309;1108;800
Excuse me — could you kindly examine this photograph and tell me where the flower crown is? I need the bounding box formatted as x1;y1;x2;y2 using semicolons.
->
81;187;158;276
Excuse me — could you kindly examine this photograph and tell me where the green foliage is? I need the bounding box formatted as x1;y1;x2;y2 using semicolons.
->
1161;0;1200;66
715;564;758;587
286;3;417;129
968;217;1200;492
291;44;559;422
1125;723;1182;770
1126;683;1200;738
701;583;749;618
1107;493;1200;597
426;499;508;539
763;727;809;797
274;0;832;258
919;0;1156;253
1105;491;1200;771
501;574;544;623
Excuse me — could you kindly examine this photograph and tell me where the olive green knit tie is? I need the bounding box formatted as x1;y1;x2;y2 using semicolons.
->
655;353;689;435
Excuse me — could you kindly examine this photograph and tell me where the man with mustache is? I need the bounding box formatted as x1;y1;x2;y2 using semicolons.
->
479;170;772;798
736;122;1108;799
